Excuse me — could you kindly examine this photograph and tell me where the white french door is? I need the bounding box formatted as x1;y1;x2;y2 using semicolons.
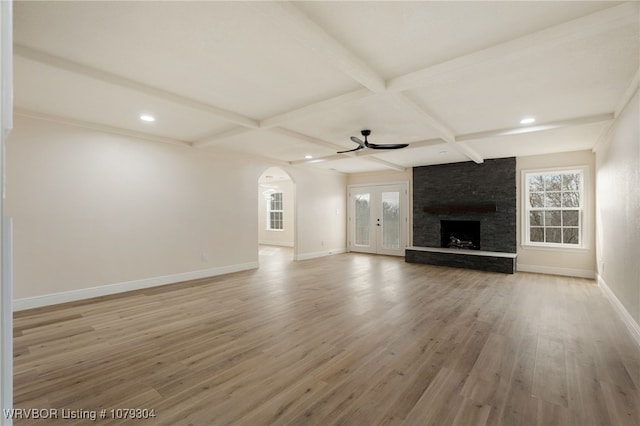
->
348;183;408;256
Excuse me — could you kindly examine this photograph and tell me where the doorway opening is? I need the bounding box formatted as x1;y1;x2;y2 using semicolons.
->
258;167;295;264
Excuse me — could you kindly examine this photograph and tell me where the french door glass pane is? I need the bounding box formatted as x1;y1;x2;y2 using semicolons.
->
381;191;400;249
354;193;370;246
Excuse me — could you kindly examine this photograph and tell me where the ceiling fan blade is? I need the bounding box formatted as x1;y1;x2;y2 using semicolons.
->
339;131;407;153
366;143;409;150
338;135;366;153
337;145;365;154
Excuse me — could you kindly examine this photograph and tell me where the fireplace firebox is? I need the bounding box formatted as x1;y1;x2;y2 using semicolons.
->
441;220;480;250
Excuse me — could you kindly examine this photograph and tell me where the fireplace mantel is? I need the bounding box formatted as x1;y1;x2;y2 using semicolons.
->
423;203;497;214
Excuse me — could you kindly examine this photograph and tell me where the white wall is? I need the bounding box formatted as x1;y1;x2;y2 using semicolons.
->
258;177;294;247
6;116;347;306
347;169;411;186
289;167;347;260
0;0;12;416
595;90;639;327
516;150;596;278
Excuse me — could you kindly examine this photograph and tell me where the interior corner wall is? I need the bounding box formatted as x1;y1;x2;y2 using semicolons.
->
516;150;596;278
595;90;640;326
5;116;267;303
258;178;294;247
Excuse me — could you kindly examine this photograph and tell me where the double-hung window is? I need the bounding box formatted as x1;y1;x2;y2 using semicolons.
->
523;169;584;247
267;191;284;231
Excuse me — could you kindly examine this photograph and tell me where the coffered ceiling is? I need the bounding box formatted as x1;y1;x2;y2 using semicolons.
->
12;1;640;174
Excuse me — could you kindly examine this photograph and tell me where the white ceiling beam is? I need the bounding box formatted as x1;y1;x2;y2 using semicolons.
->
269;127;346;151
389;93;456;143
15;108;192;148
453;142;484;165
360;156;407;172
591;121;615;154
614;66;640;118
249;2;386;93
387;2;639;92
591;70;638;153
260;88;373;129
455;113;615;142
404;138;447;150
15;44;260;129
289;154;345;166
289;151;406;172
389;92;484;164
193;127;254;149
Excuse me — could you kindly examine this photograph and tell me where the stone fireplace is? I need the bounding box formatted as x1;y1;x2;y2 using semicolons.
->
406;158;517;273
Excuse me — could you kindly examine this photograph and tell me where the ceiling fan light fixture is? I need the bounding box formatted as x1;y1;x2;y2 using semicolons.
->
337;129;409;154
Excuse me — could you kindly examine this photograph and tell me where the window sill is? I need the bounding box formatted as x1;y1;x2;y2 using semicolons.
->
520;244;590;253
266;229;285;232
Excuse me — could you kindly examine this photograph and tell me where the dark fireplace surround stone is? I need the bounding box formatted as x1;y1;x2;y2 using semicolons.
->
407;158;517;273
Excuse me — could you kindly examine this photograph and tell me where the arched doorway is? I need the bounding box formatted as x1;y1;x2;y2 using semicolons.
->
258;167;295;265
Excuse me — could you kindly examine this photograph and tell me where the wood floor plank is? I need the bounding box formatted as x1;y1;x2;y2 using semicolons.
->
12;249;640;425
401;366;466;426
565;347;613;426
450;397;491;426
532;336;568;408
599;380;640;426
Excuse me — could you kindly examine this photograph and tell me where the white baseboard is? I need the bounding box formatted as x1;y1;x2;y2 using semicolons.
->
597;274;640;348
294;248;346;261
259;240;294;247
517;263;596;279
13;262;258;311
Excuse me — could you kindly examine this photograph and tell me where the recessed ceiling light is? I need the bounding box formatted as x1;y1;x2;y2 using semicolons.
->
140;114;155;122
520;117;536;125
305;155;313;159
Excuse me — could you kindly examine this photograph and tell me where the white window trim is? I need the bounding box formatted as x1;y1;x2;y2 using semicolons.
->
266;191;284;231
521;166;589;250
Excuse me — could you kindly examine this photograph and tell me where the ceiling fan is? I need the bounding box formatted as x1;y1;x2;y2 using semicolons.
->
337;129;409;154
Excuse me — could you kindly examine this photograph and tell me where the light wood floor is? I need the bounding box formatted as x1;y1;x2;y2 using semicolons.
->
13;249;640;425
